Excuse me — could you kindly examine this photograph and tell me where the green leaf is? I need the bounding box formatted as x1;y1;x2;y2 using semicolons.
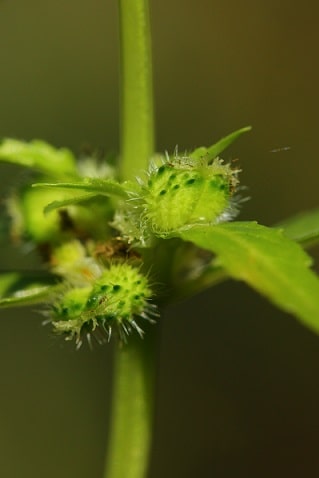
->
0;272;56;295
44;193;104;214
177;222;319;334
0;272;58;308
0;286;53;308
190;126;251;162
276;208;319;248
0;139;77;178
32;178;131;199
0;273;21;297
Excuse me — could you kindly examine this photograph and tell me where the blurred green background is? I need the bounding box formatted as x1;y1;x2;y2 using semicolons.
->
1;1;319;477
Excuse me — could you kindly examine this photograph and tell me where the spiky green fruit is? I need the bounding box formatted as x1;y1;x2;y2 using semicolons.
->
52;263;157;347
142;157;239;234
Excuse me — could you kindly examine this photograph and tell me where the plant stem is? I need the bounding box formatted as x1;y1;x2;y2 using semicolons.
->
104;329;156;478
118;0;155;180
104;1;156;477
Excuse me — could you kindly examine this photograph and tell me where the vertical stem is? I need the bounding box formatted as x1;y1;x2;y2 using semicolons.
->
104;329;156;478
104;1;157;477
118;0;155;179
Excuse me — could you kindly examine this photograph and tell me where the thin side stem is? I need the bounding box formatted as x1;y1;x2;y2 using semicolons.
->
170;266;229;304
104;329;156;478
118;0;155;180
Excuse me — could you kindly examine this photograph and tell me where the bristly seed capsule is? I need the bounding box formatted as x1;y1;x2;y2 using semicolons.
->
141;156;240;235
51;263;157;348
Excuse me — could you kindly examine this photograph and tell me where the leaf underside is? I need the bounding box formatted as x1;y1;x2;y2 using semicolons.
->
276;208;319;248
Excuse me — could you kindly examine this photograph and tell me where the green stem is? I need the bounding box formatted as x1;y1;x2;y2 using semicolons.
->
118;0;155;180
104;329;156;478
104;1;156;477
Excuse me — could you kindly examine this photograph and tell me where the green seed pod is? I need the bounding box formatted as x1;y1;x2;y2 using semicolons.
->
51;263;157;347
142;156;239;235
8;186;112;248
86;264;156;341
52;286;94;347
8;187;69;244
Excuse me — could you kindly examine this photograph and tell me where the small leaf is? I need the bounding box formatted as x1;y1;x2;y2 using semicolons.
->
177;222;319;334
190;126;251;162
0;272;59;308
44;193;103;214
0;139;77;178
0;273;22;297
0;286;54;308
32;178;130;199
276;208;319;248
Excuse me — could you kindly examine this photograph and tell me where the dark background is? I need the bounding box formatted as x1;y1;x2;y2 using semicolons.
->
1;1;319;477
